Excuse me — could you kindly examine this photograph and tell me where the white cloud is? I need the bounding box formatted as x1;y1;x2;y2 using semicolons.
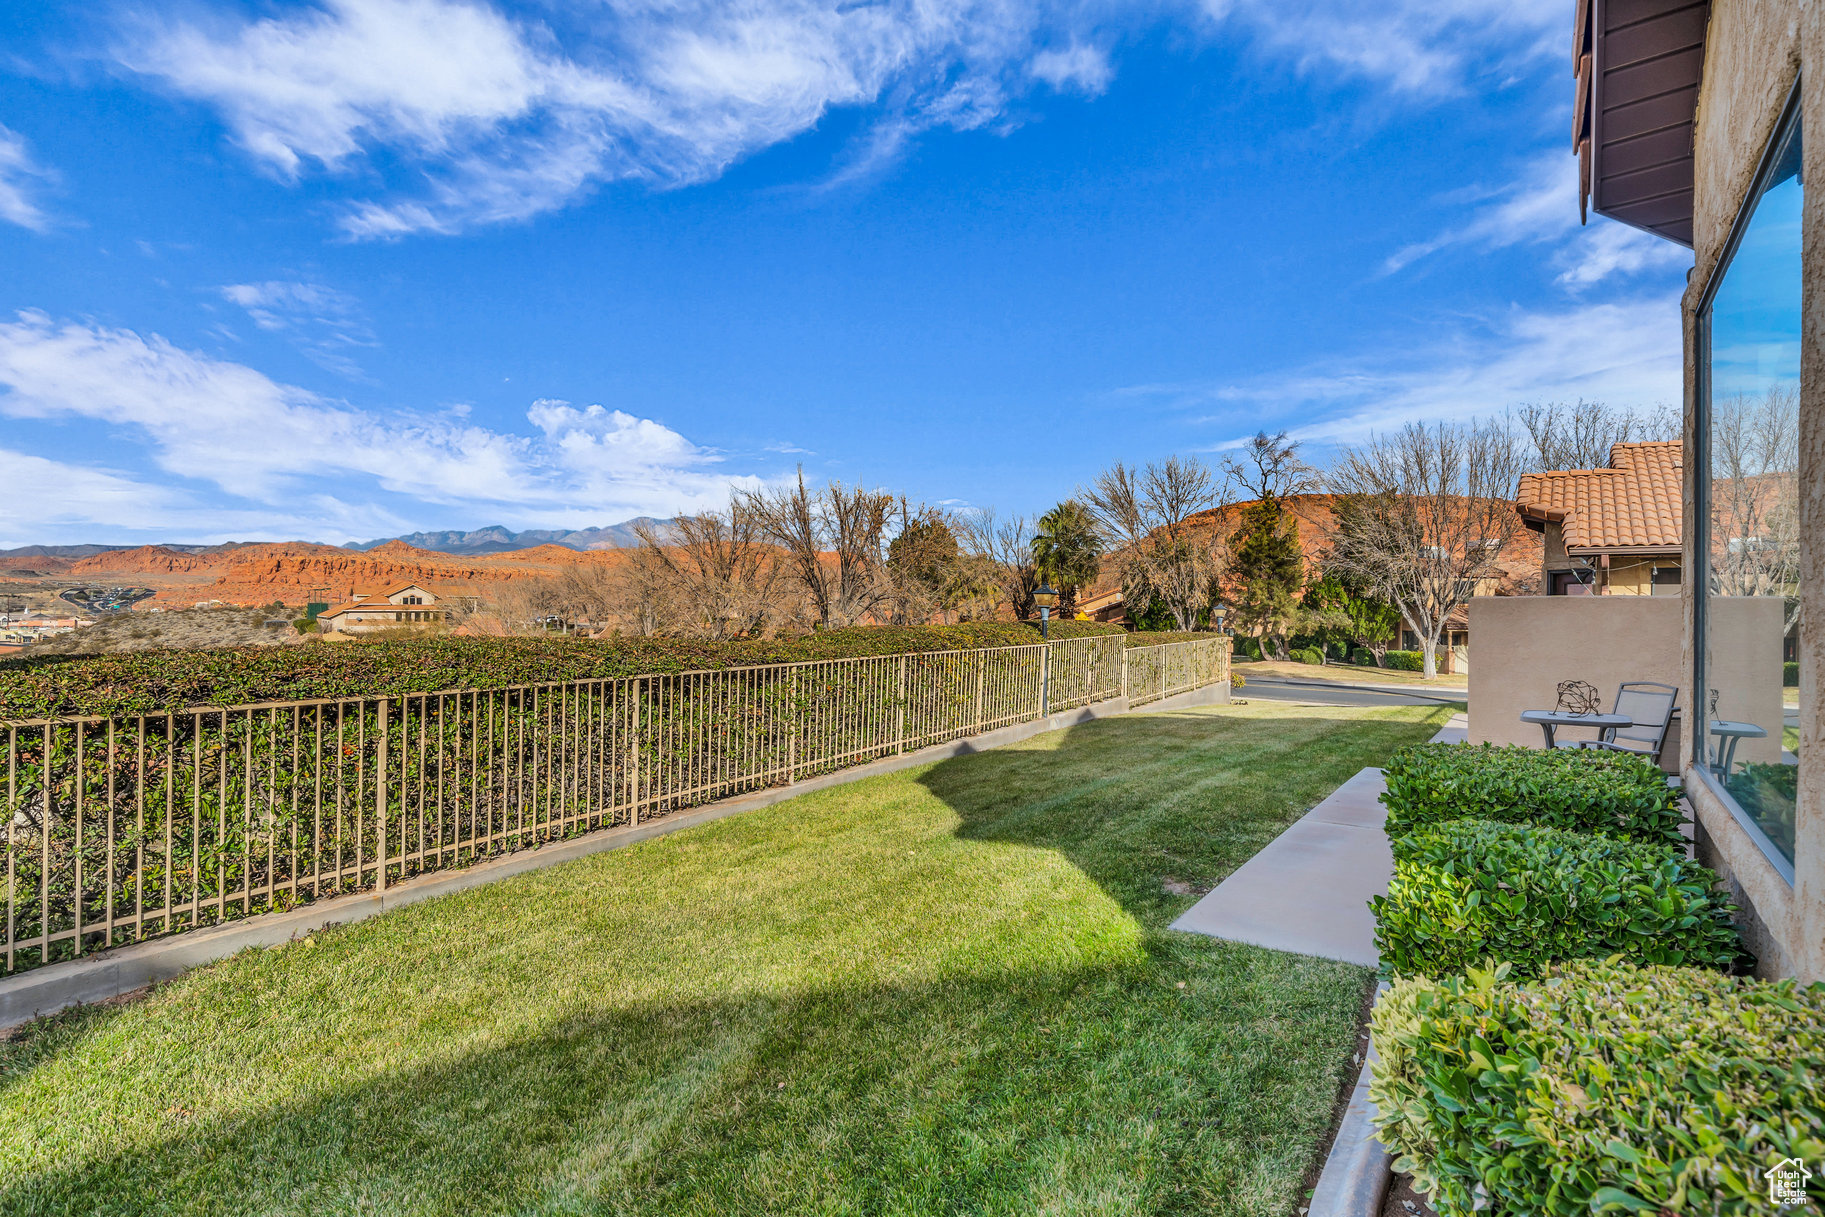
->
0;125;53;232
220;280;378;376
120;0;1118;236
1125;294;1683;442
1029;44;1113;95
1382;152;1690;286
111;0;1573;236
1204;0;1558;96
0;311;759;534
1554;220;1691;287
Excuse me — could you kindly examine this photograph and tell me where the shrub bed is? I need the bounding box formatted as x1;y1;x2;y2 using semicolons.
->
1370;959;1825;1215
1786;660;1800;687
1384;650;1425;671
0;622;1139;719
1292;647;1324;665
1350;648;1378;667
1380;742;1684;847
1372;820;1742;978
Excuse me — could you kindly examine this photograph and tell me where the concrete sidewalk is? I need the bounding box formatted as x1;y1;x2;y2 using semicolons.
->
1169;767;1391;966
1169;717;1464;966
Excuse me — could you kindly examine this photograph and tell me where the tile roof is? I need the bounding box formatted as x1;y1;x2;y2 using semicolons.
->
1514;441;1682;552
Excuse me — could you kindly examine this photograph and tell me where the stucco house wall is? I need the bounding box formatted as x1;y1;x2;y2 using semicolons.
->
1674;0;1820;980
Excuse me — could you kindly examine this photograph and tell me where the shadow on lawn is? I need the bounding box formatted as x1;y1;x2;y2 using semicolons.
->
0;702;1438;1216
0;959;1338;1217
918;703;1437;927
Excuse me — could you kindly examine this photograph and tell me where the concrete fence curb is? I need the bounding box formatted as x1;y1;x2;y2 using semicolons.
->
0;681;1230;1032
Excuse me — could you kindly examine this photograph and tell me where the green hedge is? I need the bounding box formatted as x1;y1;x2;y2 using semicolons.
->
1786;660;1800;687
1122;630;1228;649
1381;743;1684;847
0;622;1133;719
1292;647;1324;665
1384;650;1424;671
1372;820;1742;978
1370;959;1825;1215
1350;648;1378;667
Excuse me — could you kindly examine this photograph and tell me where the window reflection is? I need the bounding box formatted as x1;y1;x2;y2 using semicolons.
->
1701;103;1802;864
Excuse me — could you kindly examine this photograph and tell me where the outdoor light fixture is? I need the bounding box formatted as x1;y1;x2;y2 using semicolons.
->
1032;584;1060;713
1214;603;1229;634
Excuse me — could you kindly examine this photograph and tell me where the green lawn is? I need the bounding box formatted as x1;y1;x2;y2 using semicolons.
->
1233;661;1468;690
0;702;1447;1217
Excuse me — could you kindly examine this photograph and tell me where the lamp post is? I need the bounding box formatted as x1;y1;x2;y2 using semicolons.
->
1033;584;1060;716
1214;602;1229;635
1032;584;1060;640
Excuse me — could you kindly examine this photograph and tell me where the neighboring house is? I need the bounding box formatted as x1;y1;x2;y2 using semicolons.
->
1513;441;1683;597
316;584;447;634
0;614;90;645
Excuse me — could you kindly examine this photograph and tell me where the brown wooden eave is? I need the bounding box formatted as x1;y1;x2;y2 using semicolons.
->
1576;0;1709;248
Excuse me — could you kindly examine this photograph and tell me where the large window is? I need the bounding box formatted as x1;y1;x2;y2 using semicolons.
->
1697;89;1802;869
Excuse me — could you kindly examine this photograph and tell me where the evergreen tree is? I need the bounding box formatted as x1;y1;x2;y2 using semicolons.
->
1226;496;1304;659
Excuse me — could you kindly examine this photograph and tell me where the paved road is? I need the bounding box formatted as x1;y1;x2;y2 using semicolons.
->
1234;676;1468;709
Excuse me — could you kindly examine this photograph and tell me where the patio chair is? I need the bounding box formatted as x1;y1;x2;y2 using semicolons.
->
1559;681;1679;766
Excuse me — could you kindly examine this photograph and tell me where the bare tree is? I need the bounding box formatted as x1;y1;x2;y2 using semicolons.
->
1081;455;1232;631
1328;419;1529;679
1225;430;1324;501
626;508;785;639
737;472;895;629
1517;399;1680;471
1709;385;1801;634
958;508;1038;621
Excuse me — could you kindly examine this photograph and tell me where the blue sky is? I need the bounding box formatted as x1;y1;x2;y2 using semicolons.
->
0;0;1689;546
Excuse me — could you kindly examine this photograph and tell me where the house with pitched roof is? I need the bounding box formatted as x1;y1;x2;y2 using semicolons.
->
316;584;447;635
1513;441;1683;597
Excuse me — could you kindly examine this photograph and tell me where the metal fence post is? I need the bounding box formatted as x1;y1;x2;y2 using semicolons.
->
629;678;642;827
788;666;799;784
375;697;388;893
896;655;908;754
1040;643;1051;718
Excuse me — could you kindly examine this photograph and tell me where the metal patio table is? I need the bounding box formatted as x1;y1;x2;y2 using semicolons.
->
1708;719;1768;778
1519;709;1634;750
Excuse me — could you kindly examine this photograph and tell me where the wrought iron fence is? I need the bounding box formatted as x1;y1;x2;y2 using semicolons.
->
0;634;1223;972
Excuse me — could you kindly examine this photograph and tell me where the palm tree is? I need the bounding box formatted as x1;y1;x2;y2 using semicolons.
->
1031;500;1103;617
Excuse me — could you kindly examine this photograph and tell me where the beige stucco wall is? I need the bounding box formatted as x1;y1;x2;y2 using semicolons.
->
1679;0;1818;980
1467;597;1685;763
1704;597;1789;767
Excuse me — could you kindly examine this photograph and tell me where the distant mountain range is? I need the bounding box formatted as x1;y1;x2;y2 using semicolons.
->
345;519;670;555
0;519;673;563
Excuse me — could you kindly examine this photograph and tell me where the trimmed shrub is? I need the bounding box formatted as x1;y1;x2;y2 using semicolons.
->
1292;647;1324;665
1123;630;1228;649
1370;959;1825;1215
1372;819;1742;978
1384;650;1425;671
1234;636;1262;661
0;622;1131;719
1350;648;1378;667
1786;660;1800;687
1380;742;1684;847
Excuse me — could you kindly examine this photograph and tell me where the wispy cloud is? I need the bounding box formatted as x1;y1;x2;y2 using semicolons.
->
0;125;53;232
1029;43;1113;94
112;0;1567;238
1121;294;1683;442
1204;0;1559;96
220;280;378;376
117;0;1135;237
0;310;763;536
1381;152;1689;286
